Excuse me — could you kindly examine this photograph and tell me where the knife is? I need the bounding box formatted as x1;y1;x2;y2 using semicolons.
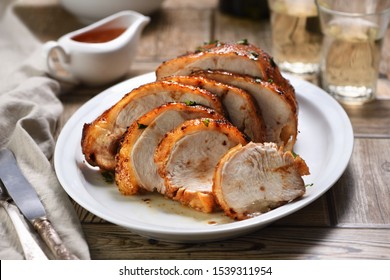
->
1;181;48;260
0;148;78;260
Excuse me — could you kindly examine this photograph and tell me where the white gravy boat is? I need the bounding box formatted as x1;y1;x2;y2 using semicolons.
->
43;11;150;86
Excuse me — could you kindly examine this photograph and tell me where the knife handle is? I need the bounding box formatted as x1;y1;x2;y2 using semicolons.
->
0;200;48;260
32;217;79;260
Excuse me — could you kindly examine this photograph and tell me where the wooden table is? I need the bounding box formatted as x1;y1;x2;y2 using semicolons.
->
16;0;390;259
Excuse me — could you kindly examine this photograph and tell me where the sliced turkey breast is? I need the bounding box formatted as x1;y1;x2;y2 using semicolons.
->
193;70;297;150
81;81;224;171
160;75;266;142
156;41;293;95
154;118;249;213
115;103;225;196
213;142;310;220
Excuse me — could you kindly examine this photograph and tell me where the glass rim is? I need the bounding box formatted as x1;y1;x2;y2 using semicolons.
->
315;0;390;17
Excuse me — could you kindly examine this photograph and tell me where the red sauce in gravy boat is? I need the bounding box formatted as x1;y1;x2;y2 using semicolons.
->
43;11;150;86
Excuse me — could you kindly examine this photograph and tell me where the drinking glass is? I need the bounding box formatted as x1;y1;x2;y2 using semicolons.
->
316;0;390;105
267;0;323;75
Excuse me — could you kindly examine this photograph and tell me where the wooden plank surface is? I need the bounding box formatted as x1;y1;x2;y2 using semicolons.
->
331;138;390;226
82;224;390;260
344;100;390;137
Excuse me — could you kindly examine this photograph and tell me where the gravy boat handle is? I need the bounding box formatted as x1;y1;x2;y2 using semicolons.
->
42;41;79;84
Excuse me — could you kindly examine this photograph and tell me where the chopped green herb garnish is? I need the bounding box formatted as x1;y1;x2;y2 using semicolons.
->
237;39;249;45
268;79;274;84
201;40;221;47
291;151;299;158
305;183;314;188
184;100;197;106
101;170;115;183
137;122;148;129
194;46;204;53
203;118;210;127
195;40;218;53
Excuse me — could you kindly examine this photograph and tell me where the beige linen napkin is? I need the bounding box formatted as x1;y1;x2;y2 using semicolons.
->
0;0;90;259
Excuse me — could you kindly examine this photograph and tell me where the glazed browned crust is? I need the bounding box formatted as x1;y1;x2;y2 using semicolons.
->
155;118;250;176
192;70;298;150
155;41;297;150
193;70;297;114
81;80;224;170
156;41;294;95
154;118;249;213
115;103;225;196
160;75;266;142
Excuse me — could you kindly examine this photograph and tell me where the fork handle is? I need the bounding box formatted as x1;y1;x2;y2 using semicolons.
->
1;200;48;260
32;217;79;260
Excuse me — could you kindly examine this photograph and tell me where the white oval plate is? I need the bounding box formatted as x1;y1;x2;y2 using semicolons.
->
54;72;354;242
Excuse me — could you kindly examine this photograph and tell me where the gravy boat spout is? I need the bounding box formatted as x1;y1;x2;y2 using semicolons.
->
43;11;150;86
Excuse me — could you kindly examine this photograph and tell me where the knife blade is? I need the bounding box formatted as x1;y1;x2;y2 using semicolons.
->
0;148;78;260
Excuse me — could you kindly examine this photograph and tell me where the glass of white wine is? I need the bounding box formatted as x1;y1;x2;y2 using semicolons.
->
267;0;323;75
316;0;390;105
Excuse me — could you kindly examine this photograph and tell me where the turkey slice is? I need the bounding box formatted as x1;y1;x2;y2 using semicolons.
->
160;75;266;142
155;118;249;213
213;142;310;220
193;70;298;150
155;41;291;93
81;80;224;171
115;103;225;196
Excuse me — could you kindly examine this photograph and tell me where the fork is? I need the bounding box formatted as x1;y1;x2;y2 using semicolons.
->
0;181;48;260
